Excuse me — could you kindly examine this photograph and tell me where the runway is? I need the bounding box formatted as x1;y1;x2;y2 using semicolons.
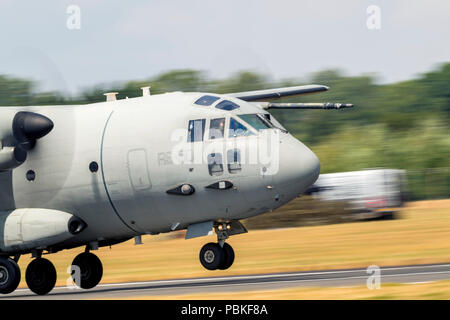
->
3;263;450;299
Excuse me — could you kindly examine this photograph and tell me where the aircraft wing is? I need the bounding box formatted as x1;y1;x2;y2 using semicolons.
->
227;84;329;102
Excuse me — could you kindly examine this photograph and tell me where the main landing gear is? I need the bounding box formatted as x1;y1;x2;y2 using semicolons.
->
25;250;103;295
0;248;104;296
71;251;103;289
26;257;57;295
0;257;21;294
199;222;237;271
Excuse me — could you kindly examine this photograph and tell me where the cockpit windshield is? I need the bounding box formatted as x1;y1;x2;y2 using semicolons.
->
238;113;287;133
229;117;253;137
237;114;273;130
229;114;286;138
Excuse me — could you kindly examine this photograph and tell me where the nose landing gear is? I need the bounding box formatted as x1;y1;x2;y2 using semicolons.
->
199;242;235;270
199;222;240;271
200;243;225;270
219;243;235;270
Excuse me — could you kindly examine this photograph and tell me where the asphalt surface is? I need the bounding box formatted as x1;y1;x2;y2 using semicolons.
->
2;263;450;299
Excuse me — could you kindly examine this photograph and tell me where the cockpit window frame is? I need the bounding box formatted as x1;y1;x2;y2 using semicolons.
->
260;113;288;133
208;117;226;140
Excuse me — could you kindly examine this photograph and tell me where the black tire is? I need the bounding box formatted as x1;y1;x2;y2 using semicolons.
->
199;243;225;271
0;257;21;294
71;252;103;289
25;258;56;295
219;243;235;270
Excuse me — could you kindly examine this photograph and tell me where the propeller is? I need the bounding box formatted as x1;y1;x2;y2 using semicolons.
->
0;112;53;170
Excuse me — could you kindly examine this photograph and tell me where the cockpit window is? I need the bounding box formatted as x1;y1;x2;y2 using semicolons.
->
187;119;205;142
194;95;220;106
207;153;223;176
229;117;253;137
209;118;225;139
227;149;241;174
238;114;273;130
215;100;240;111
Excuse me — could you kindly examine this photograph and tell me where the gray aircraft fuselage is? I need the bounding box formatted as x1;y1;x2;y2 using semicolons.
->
1;91;320;252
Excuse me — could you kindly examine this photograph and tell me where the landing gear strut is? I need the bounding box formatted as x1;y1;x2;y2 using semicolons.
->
25;258;57;295
71;252;103;289
0;257;21;294
199;223;236;271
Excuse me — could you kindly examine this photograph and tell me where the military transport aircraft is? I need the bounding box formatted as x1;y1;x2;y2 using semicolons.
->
0;84;352;295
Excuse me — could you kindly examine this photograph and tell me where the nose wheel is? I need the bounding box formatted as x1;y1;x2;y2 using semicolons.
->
219;243;235;270
198;221;244;271
199;242;235;271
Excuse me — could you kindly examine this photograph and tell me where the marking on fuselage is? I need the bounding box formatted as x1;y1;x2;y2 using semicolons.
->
100;111;137;233
157;151;173;166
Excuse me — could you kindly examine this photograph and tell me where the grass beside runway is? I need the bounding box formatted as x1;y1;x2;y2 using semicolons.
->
15;199;450;289
114;280;450;300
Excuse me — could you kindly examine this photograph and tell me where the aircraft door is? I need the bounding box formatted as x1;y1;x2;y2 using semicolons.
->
127;149;151;191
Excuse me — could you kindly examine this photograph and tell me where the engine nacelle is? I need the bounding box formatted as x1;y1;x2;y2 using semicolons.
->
0;146;27;170
0;209;86;253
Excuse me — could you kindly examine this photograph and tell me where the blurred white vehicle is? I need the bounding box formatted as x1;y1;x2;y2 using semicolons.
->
305;169;406;219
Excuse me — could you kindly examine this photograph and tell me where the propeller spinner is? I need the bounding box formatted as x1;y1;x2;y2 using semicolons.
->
12;111;54;150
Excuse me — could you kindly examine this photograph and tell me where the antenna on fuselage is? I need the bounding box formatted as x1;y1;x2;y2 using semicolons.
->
141;86;151;96
103;92;118;102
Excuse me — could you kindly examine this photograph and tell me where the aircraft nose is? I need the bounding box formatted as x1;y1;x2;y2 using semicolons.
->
274;135;320;195
302;146;321;187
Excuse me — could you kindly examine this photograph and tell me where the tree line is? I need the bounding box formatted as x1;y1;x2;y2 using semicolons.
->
0;64;449;178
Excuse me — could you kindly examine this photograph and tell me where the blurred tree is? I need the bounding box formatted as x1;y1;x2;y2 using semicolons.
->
151;69;205;93
0;75;34;106
211;70;269;94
